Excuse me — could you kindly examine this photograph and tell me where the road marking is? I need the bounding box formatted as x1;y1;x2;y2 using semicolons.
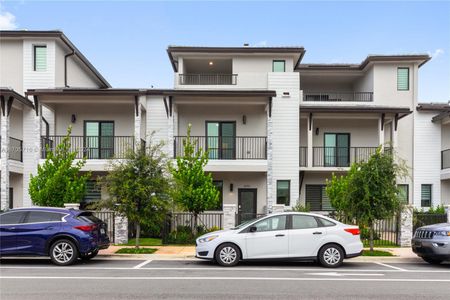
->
2;276;450;282
133;260;153;269
307;272;384;277
375;262;407;271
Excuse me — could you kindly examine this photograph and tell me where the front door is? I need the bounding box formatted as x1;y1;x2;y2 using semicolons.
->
238;189;257;224
84;121;115;159
324;133;350;167
206;121;236;159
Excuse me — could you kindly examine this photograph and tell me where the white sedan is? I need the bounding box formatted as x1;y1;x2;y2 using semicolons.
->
196;212;363;268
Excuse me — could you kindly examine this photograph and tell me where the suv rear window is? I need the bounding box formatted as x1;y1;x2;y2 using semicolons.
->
0;211;26;225
77;212;102;224
25;211;65;223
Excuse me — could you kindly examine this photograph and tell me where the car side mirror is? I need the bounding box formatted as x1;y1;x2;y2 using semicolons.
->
249;226;257;233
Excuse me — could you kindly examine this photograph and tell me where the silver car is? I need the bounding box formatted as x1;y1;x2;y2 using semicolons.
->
412;223;450;264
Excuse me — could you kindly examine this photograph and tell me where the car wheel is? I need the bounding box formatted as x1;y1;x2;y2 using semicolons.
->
422;257;443;265
318;244;344;268
215;243;240;267
50;239;79;266
80;249;99;261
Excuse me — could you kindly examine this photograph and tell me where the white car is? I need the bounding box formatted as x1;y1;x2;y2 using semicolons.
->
196;212;363;268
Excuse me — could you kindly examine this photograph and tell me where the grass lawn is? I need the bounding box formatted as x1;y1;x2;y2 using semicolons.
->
119;238;162;247
362;250;394;256
115;248;158;254
363;240;399;248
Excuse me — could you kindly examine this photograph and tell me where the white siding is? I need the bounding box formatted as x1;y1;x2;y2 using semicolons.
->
23;40;56;90
146;96;169;150
414;111;441;207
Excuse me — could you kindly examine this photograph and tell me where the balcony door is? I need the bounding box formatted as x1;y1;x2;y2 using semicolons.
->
206;121;236;159
324;133;350;167
84;121;115;159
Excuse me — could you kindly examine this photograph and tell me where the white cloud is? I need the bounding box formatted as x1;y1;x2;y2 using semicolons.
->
0;10;17;30
429;48;444;60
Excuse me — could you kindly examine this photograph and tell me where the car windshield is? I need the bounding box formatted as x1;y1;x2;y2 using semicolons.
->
231;216;264;230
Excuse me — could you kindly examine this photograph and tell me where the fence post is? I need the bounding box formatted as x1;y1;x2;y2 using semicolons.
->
223;204;237;230
445;205;450;223
399;205;413;247
114;214;128;245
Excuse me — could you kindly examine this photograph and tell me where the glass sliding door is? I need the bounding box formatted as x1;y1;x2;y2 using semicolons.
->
84;121;114;159
324;133;350;167
206;121;236;160
324;134;336;167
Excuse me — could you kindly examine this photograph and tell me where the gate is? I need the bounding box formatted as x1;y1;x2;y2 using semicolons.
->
88;211;115;243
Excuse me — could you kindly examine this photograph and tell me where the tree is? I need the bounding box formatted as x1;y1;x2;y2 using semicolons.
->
326;147;408;252
29;127;90;207
170;125;220;234
101;139;170;248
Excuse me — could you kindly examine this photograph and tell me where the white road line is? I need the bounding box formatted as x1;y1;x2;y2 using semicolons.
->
306;272;384;277
375;262;407;271
2;276;450;282
133;260;153;269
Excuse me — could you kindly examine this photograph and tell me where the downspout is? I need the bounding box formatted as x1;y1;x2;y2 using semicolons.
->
64;50;75;87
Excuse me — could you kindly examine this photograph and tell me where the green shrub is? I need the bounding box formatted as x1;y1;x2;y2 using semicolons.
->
167;225;222;244
360;227;380;240
291;203;311;212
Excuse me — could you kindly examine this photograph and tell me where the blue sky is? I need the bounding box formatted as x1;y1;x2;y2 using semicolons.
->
1;0;449;102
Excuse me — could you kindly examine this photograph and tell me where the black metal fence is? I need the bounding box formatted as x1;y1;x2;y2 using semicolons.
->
88;210;115;243
313;147;378;167
179;74;238;85
413;212;448;233
174;136;267;160
0;137;23;162
41;136;135;159
162;212;223;244
303;92;373;102
299;147;307;167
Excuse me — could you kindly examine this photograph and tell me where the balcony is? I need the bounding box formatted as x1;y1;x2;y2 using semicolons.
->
0;137;23;162
442;149;450;170
179;74;237;85
312;147;378;167
174;136;267;160
41;136;135;159
303;92;373;102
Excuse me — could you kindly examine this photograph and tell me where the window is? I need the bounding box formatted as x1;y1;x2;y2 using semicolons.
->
82;180;102;208
212;181;224;210
272;60;285;72
206;121;236;159
421;184;432;207
324;133;350;167
276;180;290;205
0;211;26;225
24;211;64;223
397;67;409;91
397;184;409;204
291;215;319;229
317;217;336;227
84;121;114;159
34;45;47;71
77;212;102;224
252;215;287;232
305;185;333;211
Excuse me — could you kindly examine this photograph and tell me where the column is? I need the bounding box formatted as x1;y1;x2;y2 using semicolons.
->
266;108;274;213
134;96;142;150
1;111;10;210
307;114;313;167
391;118;398;150
114;214;129;244
399;205;413;247
445;205;450;223
223;204;237;229
167;97;174;158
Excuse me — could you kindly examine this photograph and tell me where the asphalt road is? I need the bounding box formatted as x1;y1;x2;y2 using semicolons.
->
1;258;450;299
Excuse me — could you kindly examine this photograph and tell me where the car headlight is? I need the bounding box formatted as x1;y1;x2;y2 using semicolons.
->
433;231;450;237
198;235;219;243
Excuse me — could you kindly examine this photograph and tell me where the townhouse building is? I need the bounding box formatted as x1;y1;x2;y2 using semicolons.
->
1;30;446;229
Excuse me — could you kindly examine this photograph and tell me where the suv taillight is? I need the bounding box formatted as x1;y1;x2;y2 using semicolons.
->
74;224;97;232
344;228;360;235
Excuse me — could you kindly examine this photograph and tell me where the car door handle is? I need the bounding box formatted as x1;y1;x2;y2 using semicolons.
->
313;232;323;235
275;234;285;237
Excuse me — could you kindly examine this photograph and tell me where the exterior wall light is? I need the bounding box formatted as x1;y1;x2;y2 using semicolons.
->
71;114;76;123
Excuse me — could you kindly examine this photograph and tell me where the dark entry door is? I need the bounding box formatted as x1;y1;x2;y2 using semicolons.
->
238;189;257;224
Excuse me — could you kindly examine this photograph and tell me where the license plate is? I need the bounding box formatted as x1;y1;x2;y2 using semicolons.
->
100;228;106;235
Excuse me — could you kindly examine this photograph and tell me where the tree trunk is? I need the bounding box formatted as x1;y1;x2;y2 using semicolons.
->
193;213;199;236
369;222;374;253
135;221;141;249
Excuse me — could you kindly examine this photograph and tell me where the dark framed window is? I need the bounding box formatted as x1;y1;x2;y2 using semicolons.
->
212;180;223;211
205;121;236;160
24;211;64;223
305;185;333;211
276;180;290;205
272;60;285;72
252;215;287;232
397;67;409;91
82;180;102;209
421;184;432;207
324;133;350;167
84;121;115;159
0;211;27;225
397;184;409;204
34;45;47;71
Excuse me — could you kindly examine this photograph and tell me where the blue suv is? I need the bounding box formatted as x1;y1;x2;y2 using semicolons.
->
0;207;110;265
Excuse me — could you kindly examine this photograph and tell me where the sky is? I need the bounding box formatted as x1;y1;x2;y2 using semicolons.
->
1;0;449;102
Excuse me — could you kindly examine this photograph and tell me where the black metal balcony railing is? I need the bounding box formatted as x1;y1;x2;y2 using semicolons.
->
442;149;450;170
174;136;267;160
41;136;135;159
313;147;379;167
299;146;307;167
0;136;23;162
179;74;238;85
303;92;373;102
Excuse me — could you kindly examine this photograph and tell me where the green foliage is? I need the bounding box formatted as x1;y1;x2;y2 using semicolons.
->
170;125;220;232
360;227;380;240
414;205;446;214
291;202;311;212
361;250;393;257
29;127;90;207
115;248;157;254
100;138;171;248
326;147;408;251
167;225;220;245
